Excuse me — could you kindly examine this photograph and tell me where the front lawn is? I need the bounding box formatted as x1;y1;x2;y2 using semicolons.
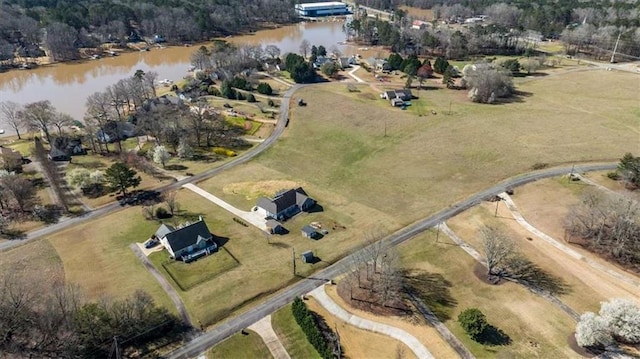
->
271;304;321;359
149;247;239;291
206;330;272;359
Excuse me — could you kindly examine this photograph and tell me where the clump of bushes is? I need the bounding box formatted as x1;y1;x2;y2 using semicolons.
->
458;308;511;345
212;147;237;157
155;207;171;219
257;82;273;95
292;297;336;359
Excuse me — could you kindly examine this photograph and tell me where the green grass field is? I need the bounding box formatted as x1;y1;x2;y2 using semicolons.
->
149;247;239;291
271;304;321;359
206;330;272;359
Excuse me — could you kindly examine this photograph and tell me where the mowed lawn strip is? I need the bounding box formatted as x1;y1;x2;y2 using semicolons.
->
271;304;322;359
149;248;239;291
206;329;273;359
398;231;577;358
44;207;176;313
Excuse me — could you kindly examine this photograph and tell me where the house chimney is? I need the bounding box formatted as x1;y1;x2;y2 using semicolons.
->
199;215;203;222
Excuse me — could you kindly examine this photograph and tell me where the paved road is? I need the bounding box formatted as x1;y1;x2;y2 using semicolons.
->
131;244;193;327
310;287;434;359
165;162;616;359
0;84;301;253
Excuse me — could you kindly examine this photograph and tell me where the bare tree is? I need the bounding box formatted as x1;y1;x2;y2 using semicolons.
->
462;63;514;104
481;226;515;277
0;101;24;139
44;22;78;61
265;44;281;60
18;100;56;143
164;190;179;215
299;39;311;58
52;112;73;137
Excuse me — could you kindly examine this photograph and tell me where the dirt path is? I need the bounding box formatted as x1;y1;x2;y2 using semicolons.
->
248;315;291;359
500;192;640;289
309;286;435;359
130;243;193;327
406;292;475;359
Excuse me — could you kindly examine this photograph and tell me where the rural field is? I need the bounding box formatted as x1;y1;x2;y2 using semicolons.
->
397;229;578;358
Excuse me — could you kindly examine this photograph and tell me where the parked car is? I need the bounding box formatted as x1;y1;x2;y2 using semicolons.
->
145;238;159;249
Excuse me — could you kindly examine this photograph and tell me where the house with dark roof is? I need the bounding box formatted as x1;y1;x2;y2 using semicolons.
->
301;225;320;239
256;187;316;221
154;218;217;262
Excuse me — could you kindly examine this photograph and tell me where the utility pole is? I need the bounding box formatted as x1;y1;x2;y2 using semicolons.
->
110;336;121;359
292;248;296;276
494;198;500;217
435;223;440;243
568;164;575;183
384;121;387;137
610;32;622;63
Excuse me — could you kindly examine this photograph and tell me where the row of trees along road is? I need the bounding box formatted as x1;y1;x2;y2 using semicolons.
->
0;0;297;64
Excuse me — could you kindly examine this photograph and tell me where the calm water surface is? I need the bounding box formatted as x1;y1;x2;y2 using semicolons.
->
0;21;381;131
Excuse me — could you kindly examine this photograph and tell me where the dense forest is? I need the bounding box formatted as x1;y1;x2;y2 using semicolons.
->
0;0;297;62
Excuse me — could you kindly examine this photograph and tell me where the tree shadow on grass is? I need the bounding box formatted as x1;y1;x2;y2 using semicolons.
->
505;255;571;296
402;270;457;321
166;164;188;171
477;325;512;346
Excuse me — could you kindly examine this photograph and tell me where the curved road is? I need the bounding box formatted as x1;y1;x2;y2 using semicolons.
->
165;162;616;359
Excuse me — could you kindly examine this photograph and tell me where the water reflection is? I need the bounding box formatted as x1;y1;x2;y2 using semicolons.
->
0;21;374;127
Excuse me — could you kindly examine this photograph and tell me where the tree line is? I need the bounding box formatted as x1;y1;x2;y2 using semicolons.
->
292;297;341;359
0;267;187;358
0;0;298;63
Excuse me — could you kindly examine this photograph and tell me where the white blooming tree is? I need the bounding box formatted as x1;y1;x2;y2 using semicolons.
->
152;145;171;168
177;140;194;159
600;298;640;344
576;298;640;348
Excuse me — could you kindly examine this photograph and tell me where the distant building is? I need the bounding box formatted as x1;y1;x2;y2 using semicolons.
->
295;2;350;17
411;20;431;30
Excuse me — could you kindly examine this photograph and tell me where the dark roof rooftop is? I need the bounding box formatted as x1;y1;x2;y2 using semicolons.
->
257;187;312;215
162;220;212;252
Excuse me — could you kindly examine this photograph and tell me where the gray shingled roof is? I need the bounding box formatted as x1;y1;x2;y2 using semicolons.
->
155;223;175;239
257;187;312;215
162;220;212;253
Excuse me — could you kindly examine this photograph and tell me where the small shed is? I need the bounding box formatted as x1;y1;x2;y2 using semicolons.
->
301;225;319;239
391;98;405;107
266;219;284;234
301;250;314;263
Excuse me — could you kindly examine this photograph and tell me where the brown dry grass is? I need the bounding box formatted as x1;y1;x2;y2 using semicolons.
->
447;196;640;314
172;182;401;326
43;207;176;312
222;180;301;201
305;296;418;359
324;284;459;359
399;6;434;20
399;230;577;358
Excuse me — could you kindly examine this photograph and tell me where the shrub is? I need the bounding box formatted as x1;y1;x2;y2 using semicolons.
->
246;94;256;102
292;298;335;359
207;85;220;97
531;162;549;170
155;207;171;219
267;99;275;107
606;171;620;180
170;84;178;91
256;82;273;95
236;91;245;101
458;308;488;341
213;147;237;157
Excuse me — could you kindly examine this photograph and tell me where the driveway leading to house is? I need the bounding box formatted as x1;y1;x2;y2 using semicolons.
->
310;286;435;359
248;315;291;359
182;183;268;232
130;243;193;327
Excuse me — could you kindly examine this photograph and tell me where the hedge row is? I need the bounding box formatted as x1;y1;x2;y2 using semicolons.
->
292;297;334;359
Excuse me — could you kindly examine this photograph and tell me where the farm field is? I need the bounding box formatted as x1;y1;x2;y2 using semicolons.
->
229;69;638;229
398;230;578;358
